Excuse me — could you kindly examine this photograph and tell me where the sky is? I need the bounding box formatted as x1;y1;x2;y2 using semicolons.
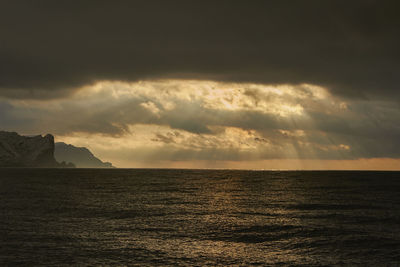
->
1;1;399;169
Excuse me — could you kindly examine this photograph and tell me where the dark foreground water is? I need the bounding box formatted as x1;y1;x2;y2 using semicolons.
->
0;169;399;266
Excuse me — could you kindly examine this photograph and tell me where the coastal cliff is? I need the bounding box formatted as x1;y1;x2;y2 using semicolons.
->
55;142;114;168
0;131;62;167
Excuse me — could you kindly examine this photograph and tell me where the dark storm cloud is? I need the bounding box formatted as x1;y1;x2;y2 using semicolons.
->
1;0;399;99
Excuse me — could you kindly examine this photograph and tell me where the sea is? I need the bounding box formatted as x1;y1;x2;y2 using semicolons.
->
0;169;399;266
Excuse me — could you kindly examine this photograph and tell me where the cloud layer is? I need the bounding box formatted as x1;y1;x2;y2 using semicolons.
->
1;80;399;166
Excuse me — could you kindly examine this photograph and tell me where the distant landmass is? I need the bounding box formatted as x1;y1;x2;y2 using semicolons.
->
55;142;114;168
0;131;73;167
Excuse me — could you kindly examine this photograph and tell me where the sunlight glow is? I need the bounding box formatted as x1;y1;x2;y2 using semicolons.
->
75;80;331;117
7;78;394;169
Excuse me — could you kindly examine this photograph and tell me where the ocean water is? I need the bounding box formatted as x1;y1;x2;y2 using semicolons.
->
0;169;399;266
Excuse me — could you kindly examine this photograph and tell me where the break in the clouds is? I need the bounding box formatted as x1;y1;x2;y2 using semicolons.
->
0;1;399;168
1;79;400;167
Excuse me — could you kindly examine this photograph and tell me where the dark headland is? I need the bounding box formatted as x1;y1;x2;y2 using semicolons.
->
0;131;113;168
